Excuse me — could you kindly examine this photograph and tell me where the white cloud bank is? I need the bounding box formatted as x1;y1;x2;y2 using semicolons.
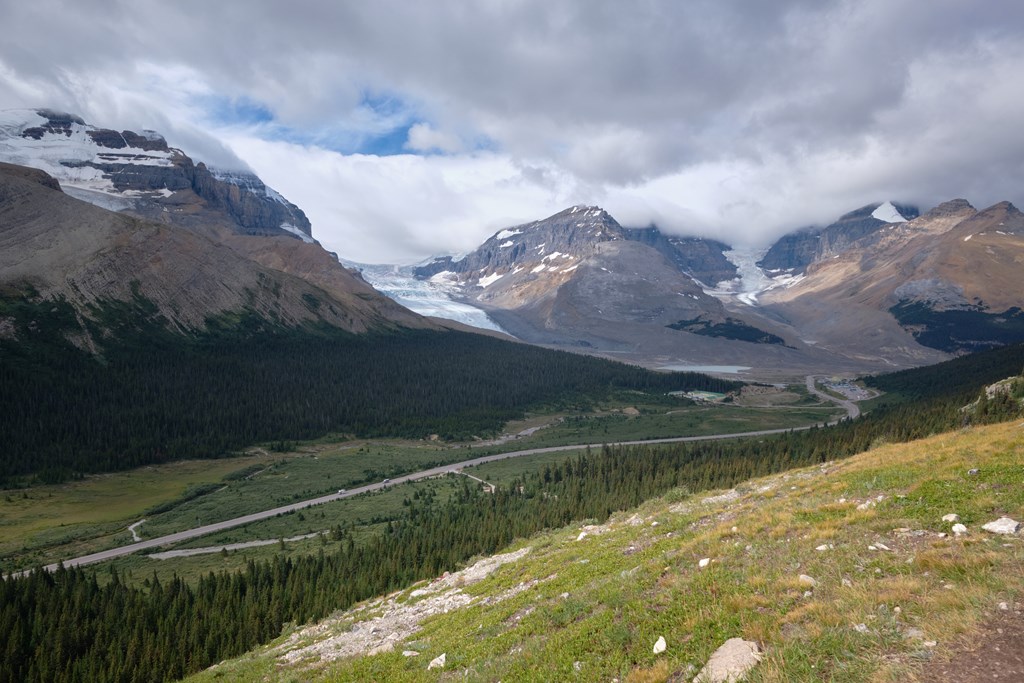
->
2;1;1024;262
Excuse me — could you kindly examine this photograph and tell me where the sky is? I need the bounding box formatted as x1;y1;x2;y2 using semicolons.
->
2;1;1024;264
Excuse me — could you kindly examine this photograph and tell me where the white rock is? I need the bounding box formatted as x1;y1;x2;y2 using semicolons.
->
428;652;446;670
693;638;761;683
842;578;853;588
942;513;960;523
856;501;875;511
798;574;817;588
573;661;583;671
982;517;1021;535
854;623;870;634
653;635;667;654
651;521;660;527
815;544;829;551
699;558;711;568
952;523;968;536
999;602;1010;611
576;531;588;541
402;650;420;657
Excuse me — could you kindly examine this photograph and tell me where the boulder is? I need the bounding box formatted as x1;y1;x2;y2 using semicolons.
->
428;652;446;670
982;517;1020;535
653;635;667;654
942;513;960;523
694;638;761;682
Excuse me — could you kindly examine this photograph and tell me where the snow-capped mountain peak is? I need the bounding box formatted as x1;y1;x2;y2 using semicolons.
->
871;200;908;223
0;108;313;240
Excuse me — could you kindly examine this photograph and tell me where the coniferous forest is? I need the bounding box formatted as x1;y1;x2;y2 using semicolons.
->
0;301;737;485
2;344;1022;683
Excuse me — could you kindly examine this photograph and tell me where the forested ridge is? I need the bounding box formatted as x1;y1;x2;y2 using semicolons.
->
2;346;1021;682
0;299;736;484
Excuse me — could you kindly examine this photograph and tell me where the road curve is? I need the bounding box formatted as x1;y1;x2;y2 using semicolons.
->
806;375;860;420
18;383;856;577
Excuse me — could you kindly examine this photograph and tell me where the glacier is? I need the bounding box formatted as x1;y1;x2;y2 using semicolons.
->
348;262;509;334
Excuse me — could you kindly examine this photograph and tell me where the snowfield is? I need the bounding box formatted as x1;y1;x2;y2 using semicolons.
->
351;263;509;333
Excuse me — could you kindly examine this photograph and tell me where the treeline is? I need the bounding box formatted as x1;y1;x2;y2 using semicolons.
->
863;341;1024;400
0;309;737;484
3;358;1021;682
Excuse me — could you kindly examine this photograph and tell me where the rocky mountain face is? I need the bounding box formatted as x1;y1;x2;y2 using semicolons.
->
416;208;737;288
412;206;841;375
758;201;919;274
0;165;430;345
0;109;312;240
759;199;1024;355
620;227;737;286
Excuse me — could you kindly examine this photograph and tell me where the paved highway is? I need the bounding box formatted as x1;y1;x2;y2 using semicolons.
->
20;376;854;576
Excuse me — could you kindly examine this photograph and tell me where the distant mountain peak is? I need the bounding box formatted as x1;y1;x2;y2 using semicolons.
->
0;108;312;241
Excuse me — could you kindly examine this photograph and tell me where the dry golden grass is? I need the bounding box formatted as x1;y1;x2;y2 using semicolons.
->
625;660;670;683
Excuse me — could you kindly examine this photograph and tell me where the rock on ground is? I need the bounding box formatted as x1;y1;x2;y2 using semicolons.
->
982;517;1021;535
694;637;761;683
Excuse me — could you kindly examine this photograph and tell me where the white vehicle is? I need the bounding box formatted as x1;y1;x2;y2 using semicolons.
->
337;489;346;494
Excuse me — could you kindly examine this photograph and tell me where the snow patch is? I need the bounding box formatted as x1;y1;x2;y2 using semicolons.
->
280;223;315;244
531;264;547;274
561;264;579;273
963;234;974;242
495;229;522;240
499;241;514;248
871;201;907;223
542;251;565;262
477;272;503;288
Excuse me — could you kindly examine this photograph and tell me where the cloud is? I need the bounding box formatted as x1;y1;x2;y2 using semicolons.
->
405;123;463;154
1;1;1024;260
224;135;576;263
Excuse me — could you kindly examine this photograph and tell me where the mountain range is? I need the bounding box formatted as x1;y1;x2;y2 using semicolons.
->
409;198;1024;376
3;108;1023;379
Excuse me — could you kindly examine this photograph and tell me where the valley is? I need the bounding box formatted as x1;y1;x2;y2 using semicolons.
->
1;103;1023;683
1;379;846;578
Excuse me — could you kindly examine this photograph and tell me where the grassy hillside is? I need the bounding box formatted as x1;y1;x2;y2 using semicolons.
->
189;420;1024;682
